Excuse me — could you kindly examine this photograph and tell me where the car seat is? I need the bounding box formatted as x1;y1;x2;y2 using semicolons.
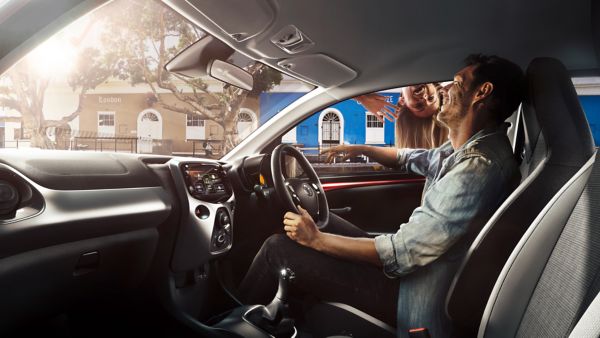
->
445;57;595;337
479;127;599;337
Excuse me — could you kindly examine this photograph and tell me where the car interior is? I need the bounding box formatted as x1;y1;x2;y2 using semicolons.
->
0;0;600;337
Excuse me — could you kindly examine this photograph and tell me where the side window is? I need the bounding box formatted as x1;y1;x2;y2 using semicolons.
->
281;84;448;177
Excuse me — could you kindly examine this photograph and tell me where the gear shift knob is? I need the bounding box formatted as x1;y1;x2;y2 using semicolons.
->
274;268;295;303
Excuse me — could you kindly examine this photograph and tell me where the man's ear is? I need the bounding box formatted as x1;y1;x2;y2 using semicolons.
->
474;82;494;104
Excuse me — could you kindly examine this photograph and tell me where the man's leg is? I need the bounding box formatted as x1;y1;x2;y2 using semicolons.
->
238;233;399;325
238;211;367;304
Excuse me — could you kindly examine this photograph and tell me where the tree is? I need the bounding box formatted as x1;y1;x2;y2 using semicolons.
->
0;21;112;149
102;0;282;152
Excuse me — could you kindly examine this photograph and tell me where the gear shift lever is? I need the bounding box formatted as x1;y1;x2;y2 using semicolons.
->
244;268;296;337
263;268;295;322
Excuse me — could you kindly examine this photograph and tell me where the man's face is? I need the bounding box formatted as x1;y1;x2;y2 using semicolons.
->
437;65;478;127
401;83;440;118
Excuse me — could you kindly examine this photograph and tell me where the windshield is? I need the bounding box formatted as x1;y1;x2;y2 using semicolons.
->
0;0;314;158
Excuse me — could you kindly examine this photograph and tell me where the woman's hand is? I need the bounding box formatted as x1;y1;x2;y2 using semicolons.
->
354;93;400;122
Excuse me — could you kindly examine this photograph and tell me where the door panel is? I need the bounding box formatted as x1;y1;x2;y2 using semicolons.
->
321;174;424;234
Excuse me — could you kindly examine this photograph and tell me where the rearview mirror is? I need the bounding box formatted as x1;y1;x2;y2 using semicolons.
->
209;59;253;91
165;35;254;91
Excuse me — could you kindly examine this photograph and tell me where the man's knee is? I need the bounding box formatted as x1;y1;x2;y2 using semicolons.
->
259;234;308;269
259;234;292;263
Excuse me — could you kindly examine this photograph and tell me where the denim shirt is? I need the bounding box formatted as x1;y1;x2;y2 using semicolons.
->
374;124;519;278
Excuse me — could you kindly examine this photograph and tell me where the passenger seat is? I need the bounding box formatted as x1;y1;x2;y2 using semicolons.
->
445;57;595;336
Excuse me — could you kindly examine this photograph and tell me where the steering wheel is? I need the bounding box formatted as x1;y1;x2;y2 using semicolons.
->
271;144;329;228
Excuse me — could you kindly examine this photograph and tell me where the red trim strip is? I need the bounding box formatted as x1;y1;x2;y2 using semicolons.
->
322;178;425;192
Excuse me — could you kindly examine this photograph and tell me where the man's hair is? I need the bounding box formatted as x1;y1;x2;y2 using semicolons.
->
464;54;525;123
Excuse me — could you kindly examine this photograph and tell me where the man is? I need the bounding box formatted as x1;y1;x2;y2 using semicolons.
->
239;54;524;336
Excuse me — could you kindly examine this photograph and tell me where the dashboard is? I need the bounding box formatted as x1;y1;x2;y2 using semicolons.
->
182;163;231;203
169;159;236;272
0;150;263;331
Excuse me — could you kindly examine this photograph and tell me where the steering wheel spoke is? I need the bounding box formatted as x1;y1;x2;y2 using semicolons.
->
271;144;330;228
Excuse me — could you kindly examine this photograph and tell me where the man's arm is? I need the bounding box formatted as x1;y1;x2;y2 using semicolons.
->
375;157;504;277
322;144;435;176
321;144;399;168
313;232;382;267
283;206;382;266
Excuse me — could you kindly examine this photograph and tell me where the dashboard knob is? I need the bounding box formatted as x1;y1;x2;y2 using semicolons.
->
195;205;210;219
0;180;19;215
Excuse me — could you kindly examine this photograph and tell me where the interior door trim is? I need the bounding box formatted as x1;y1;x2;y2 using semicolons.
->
322;178;425;192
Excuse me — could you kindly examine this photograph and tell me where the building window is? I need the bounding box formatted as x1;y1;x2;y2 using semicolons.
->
99;113;115;126
365;112;384;144
366;114;383;128
236;109;258;141
141;111;159;122
186;114;206;140
187;114;205;127
322;111;341;144
98;111;115;136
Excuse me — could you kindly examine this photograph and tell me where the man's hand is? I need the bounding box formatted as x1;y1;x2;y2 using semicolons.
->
283;205;321;249
354;93;400;122
284;206;382;267
320;144;363;163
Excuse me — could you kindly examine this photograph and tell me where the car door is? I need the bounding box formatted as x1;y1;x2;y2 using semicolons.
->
279;87;443;235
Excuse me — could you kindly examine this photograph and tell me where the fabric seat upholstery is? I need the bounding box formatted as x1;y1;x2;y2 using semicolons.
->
479;148;599;337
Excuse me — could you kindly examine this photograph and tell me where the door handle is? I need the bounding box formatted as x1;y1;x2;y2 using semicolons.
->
331;206;352;215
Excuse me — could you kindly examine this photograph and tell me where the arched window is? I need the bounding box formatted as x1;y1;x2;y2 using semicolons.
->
318;108;344;146
236;108;258;140
137;109;163;140
141;111;159;122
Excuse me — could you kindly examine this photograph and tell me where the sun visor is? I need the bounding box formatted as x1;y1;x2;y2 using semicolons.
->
185;0;275;41
278;54;357;88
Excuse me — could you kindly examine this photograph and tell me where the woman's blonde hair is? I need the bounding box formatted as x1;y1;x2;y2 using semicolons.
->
395;105;448;149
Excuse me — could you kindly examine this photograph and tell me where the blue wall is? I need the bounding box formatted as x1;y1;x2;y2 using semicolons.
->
260;92;398;148
579;96;600;146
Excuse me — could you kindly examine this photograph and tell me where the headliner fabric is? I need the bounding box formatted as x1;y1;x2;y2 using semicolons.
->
516;151;600;337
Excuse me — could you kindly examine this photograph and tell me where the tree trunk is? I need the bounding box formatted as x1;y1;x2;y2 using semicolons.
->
222;116;239;154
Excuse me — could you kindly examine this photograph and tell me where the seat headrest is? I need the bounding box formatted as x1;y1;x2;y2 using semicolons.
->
524;57;595;166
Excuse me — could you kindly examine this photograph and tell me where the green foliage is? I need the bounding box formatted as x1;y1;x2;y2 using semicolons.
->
100;0;281;101
250;66;283;96
68;47;113;91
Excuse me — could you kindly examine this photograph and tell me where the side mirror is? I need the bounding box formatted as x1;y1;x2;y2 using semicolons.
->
165;35;254;91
